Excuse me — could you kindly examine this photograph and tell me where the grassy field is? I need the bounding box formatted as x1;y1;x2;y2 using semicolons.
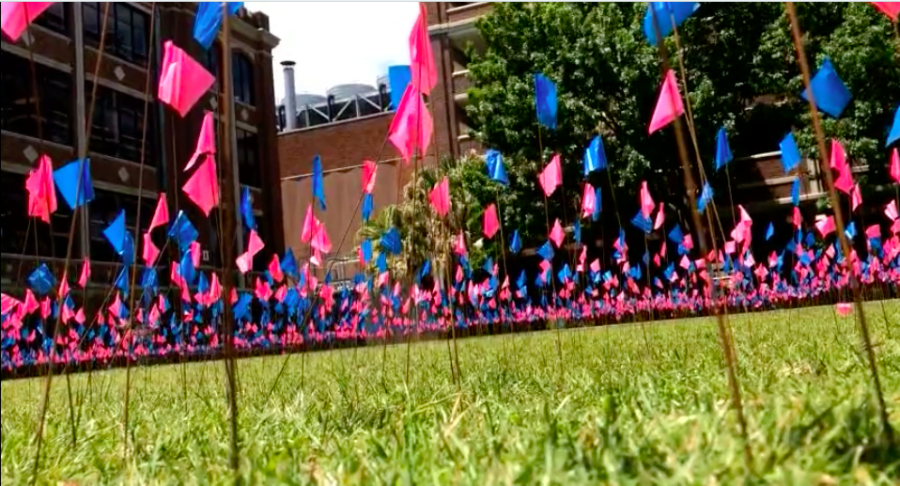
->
2;302;899;485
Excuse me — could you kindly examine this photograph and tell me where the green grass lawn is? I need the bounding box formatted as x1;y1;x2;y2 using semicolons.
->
3;302;899;485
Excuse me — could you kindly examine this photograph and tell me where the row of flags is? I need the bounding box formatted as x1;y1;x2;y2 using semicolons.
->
2;3;899;371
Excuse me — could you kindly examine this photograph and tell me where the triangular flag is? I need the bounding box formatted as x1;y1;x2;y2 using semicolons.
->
240;186;257;231
150;193;169;230
183;155;219;216
483;203;500;239
0;2;53;42
653;203;666;230
889;148;899;184
388;84;433;164
192;2;242;49
186;111;216;171
799;57;852;119
538;154;562;197
485;149;509;186
77;258;90;288
158;40;216;117
872;2;900;21
408;3;437;95
103;211;128;255
642;2;699;45
429;177;451;218
54;158;94;209
887;104;900;148
25;155;57;223
851;184;863;213
648;69;684;134
361;159;377;194
311;154;326;210
780;132;801;174
715;126;733;171
509;229;522;255
142;232;160;265
583;135;607;176
581;183;596;219
300;205;319;243
639;181;655;219
830;139;853;194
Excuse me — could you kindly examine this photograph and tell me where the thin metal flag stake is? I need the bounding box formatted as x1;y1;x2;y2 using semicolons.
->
785;1;893;445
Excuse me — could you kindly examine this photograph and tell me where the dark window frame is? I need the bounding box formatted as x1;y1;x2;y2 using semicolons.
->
33;3;68;35
0;51;73;146
87;83;155;164
232;51;255;105
82;2;150;66
236;128;261;188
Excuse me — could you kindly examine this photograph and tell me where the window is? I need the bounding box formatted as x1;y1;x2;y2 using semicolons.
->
0;52;73;145
0;171;75;259
88;83;155;164
232;52;254;105
83;2;149;65
203;43;221;80
34;3;67;35
236;129;260;188
88;188;155;263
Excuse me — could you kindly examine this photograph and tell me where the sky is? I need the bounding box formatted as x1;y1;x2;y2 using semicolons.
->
246;2;420;105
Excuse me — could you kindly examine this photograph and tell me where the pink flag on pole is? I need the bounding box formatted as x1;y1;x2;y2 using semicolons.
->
388;85;433;164
300;205;319;243
0;2;53;42
581;183;596;219
408;3;437;95
77;258;90;288
890;148;899;184
236;230;265;274
865;224;881;239
453;231;467;256
538;154;562;197
639;181;655;219
142;232;160;265
429;177;451;217
186;111;216;171
886;200;899;221
648;70;684;134
361;159;377;194
871;2;900;20
149;192;169;230
830;139;853;194
311;224;332;254
25;155;57;223
190;241;201;268
590;258;601;274
183;156;219;216
653;203;665;230
815;215;835;237
850;184;863;212
58;272;69;299
268;254;283;283
793;206;803;229
483;203;499;239
158;40;215;117
549;218;565;248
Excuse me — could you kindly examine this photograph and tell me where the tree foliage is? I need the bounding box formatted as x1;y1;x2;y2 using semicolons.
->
464;2;899;247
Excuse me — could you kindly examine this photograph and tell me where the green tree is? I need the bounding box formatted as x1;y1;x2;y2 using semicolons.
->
465;2;899;248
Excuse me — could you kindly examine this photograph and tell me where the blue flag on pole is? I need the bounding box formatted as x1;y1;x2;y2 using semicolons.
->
388;65;411;110
168;211;198;251
780;132;801;174
643;2;700;45
537;240;554;261
766;222;775;241
592;187;602;221
312;155;326;210
715;127;733;171
697;182;714;214
193;2;243;50
103;210;128;255
887;103;900;148
240;186;257;232
791;178;800;206
509;229;522;255
54;158;94;210
485;149;509;186
799;57;851;119
583;135;608;176
362;193;374;222
534;73;557;130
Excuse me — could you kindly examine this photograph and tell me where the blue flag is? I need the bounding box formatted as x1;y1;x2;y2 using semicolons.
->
631;210;652;234
103;210;128;255
193;2;243;50
361;239;373;264
573;220;581;244
282;249;297;278
844;221;857;240
714;127;733;171
697;182;714;214
54;158;94;210
668;224;684;244
583;135;608;176
592;187;602;221
485;149;509;186
168;211;198;251
643;2;700;45
312;155;326;210
241;186;257;232
534;73;557;130
791;178;800;206
509;229;522;255
799;57;851;119
27;264;56;297
362;193;374;222
381;227;401;255
887;103;899;148
780;132;801;174
537;240;554;261
766;222;775;241
388;65;411;110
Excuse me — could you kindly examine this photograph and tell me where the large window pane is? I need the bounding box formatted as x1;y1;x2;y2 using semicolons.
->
232;52;254;105
0;52;73;146
34;3;67;35
0;171;75;260
83;2;149;66
87;83;155;164
236;129;260;188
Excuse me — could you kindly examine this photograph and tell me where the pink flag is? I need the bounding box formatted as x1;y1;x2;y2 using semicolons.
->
142;232;160;265
408;3;437;95
648;69;684;134
236;230;265;274
581;183;596;219
429;177;451;218
483;203;500;239
830;139;853;194
865;224;881;239
0;2;53;42
549;219;565;248
538;154;562;197
25;155;57;224
300;205;319;243
871;2;900;20
149;192;169;230
851;184;863;213
886;200;899;221
835;302;852;317
58;273;69;299
311;224;332;254
653;203;666;230
158;40;215;117
183;156;219;216
815;215;835;237
268;254;283;283
77;258;90;288
453;231;467;256
190;240;201;268
590;258;601;273
388;85;433;164
361;159;377;194
890;148;899;184
793;206;803;229
639;181;655;219
186;111;216;171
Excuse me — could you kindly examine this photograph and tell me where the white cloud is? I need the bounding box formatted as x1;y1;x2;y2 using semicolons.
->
246;2;420;105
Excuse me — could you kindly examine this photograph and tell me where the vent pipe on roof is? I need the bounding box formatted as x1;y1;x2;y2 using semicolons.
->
281;60;297;130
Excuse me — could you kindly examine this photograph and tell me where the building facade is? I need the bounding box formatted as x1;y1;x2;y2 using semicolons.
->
1;2;283;292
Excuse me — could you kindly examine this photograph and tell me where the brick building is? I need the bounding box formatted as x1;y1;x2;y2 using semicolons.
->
0;3;284;292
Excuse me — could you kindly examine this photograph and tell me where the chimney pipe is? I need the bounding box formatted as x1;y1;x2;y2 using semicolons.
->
281;60;297;130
